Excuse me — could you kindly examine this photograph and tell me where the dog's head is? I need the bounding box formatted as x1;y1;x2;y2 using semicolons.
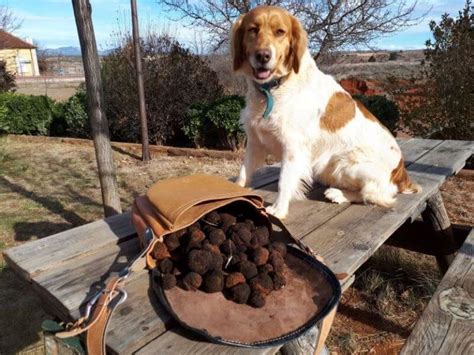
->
231;6;307;83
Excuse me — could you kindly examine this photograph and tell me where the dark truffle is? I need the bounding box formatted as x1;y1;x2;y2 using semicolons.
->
162;274;177;290
249;291;266;308
239;260;258;280
220;239;237;255
269;250;285;272
203;270;224;293
209;251;224;270
249;273;273;295
159;258;174;274
225;272;246;288
202;241;220;254
236;244;248;253
252;247;270;266
238;252;248;262
164;233;180;251
231;222;251;233
208;228;226;246
152;241;171;261
243;219;255;230
175;228;187;239
186;229;206;252
204;211;221;225
202;224;216;235
187;249;212;275
269;242;287;257
230;228;252;247
252;226;270;246
187;222;201;234
230;283;251;304
182;272;202;291
219;213;236;233
259;263;274;274
272;272;286;290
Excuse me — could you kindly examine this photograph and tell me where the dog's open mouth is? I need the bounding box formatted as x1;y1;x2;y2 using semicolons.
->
253;67;272;80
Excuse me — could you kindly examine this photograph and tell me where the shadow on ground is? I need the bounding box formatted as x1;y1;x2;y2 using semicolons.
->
0;267;49;354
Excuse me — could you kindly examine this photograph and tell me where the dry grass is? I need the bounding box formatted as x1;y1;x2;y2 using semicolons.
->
16;80;83;101
0;137;240;354
328;245;441;354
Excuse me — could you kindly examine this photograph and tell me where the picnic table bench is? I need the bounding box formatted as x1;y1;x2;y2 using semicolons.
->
401;228;474;355
3;138;473;354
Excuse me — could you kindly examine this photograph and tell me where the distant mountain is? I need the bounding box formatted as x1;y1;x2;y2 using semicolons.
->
43;46;113;56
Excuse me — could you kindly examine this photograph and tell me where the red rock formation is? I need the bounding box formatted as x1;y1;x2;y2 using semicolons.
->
339;77;383;96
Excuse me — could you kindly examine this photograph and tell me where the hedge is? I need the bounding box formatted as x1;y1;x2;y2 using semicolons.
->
0;93;55;136
183;95;246;150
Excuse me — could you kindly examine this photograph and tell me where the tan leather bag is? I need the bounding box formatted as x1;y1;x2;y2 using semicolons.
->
58;174;340;355
132;174;268;270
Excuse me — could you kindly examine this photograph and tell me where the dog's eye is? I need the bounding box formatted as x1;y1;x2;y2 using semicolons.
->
276;29;285;36
248;27;258;34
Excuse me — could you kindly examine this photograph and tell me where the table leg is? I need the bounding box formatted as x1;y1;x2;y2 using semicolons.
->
421;191;456;273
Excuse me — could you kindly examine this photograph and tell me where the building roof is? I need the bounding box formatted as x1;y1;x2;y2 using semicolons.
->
0;30;36;49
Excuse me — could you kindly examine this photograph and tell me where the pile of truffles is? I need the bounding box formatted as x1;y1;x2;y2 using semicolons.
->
152;205;287;308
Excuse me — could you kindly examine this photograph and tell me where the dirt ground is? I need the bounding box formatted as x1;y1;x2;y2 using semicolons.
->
0;137;472;354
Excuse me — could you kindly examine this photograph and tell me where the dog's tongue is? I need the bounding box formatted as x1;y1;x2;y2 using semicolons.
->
256;69;271;80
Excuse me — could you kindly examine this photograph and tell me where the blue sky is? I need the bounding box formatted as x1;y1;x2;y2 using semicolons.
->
4;0;468;51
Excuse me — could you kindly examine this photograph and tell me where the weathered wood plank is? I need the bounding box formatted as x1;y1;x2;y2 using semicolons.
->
421;191;457;272
408;140;473;183
397;138;443;164
401;229;474;355
106;270;173;355
257;182;351;238
3;211;136;282
135;328;280;355
33;238;141;319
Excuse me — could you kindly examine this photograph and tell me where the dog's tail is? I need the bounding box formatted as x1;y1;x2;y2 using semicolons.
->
392;159;422;194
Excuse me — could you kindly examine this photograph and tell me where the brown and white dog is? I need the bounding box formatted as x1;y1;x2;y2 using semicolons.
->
232;6;421;219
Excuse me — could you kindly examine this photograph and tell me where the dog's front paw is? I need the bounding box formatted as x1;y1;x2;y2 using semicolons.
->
266;203;288;219
324;188;349;204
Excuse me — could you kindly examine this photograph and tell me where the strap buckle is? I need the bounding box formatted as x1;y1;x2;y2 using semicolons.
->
84;286;128;320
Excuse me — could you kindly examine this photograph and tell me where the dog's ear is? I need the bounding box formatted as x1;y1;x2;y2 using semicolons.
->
289;15;308;74
231;14;246;71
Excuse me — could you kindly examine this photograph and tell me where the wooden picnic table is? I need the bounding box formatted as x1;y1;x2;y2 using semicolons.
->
3;138;473;354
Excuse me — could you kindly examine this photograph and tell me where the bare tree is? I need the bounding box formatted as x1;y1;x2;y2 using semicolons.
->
0;5;22;33
72;0;122;217
157;0;424;57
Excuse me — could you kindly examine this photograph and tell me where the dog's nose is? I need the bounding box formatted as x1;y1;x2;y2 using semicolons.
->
255;49;271;64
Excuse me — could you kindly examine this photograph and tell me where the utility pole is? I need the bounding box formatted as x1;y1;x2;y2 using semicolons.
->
72;0;122;216
131;0;151;161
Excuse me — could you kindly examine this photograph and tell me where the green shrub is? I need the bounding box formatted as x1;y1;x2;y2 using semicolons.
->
183;95;245;150
0;60;15;93
0;93;54;135
353;94;400;134
402;1;473;140
51;88;90;138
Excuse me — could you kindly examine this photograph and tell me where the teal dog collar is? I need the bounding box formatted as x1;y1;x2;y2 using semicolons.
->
255;77;284;119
